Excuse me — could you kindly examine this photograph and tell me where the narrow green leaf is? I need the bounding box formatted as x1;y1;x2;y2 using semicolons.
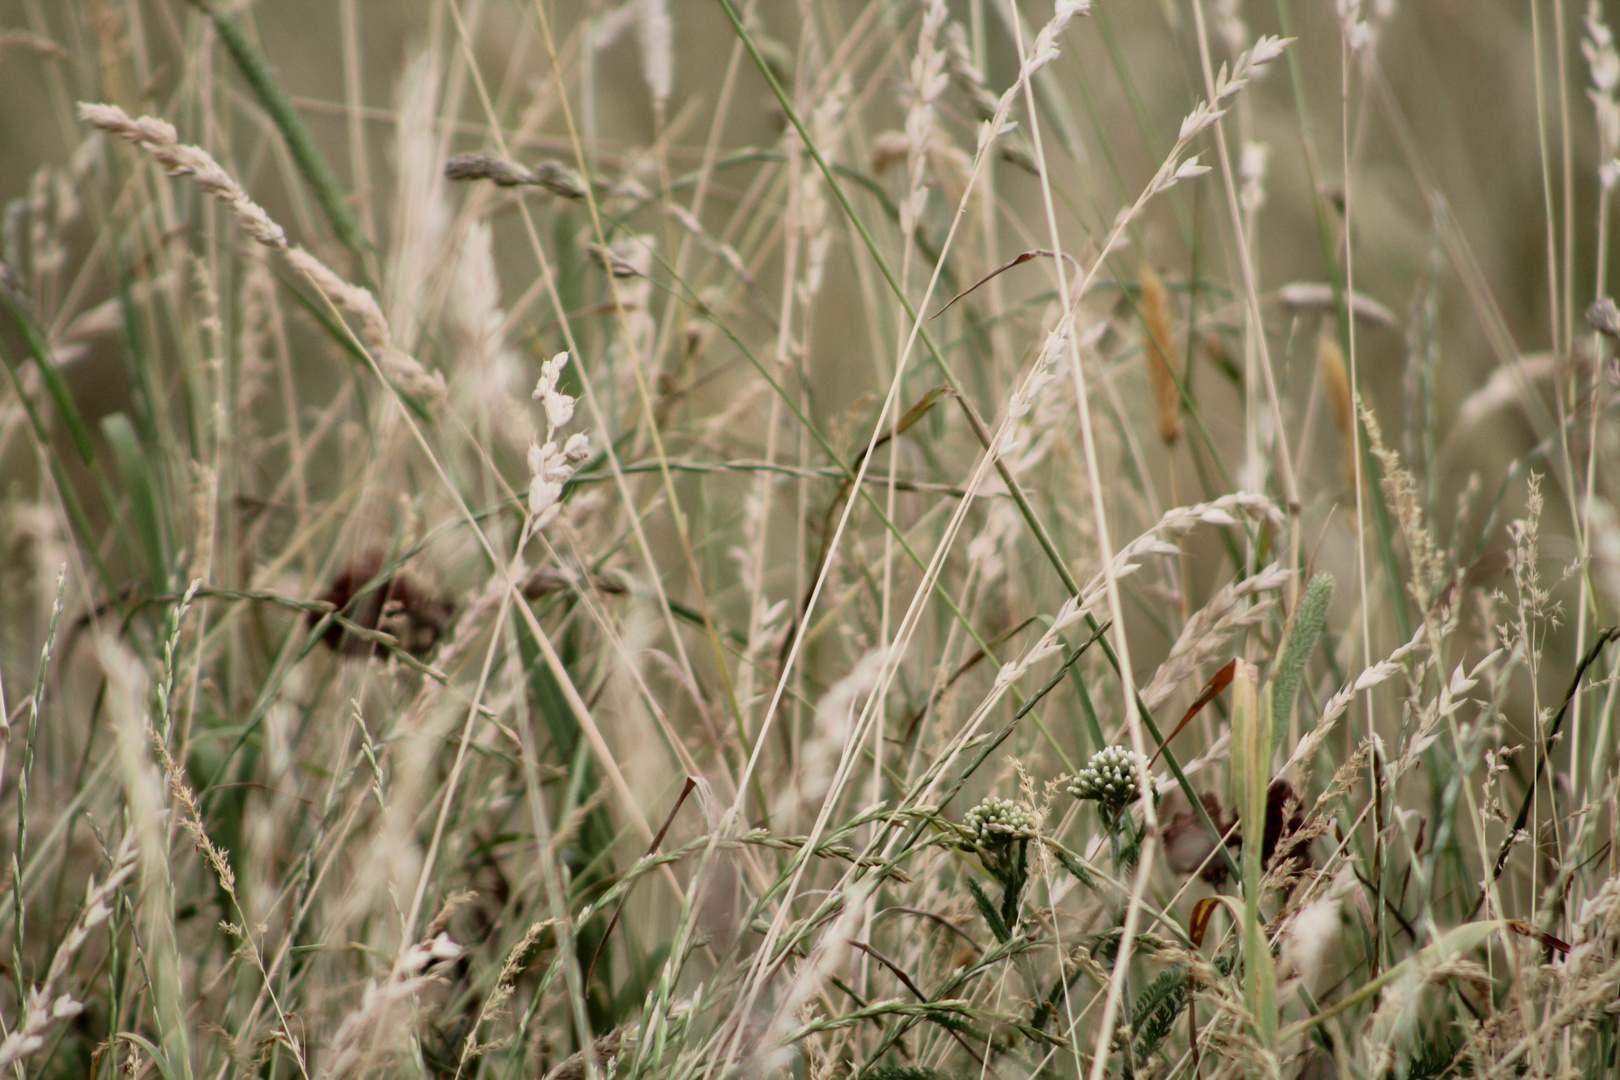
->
115;1033;182;1080
274;270;434;423
966;878;1010;944
190;0;372;275
1054;848;1094;888
0;290;96;465
1279;920;1507;1042
101;412;169;591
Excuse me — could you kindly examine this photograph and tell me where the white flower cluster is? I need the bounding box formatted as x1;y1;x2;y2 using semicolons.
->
528;352;590;532
1067;745;1149;813
963;795;1037;845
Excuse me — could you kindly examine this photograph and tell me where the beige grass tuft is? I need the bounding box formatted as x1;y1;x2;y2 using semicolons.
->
1139;261;1181;444
1317;332;1356;494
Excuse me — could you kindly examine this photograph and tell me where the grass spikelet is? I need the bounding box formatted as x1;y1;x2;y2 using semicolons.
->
283;246;446;400
1139;260;1181;444
1140;562;1291;710
76;102;286;248
637;0;674;108
1360;400;1443;601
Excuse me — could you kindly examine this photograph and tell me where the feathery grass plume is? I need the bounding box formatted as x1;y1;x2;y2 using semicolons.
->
899;0;950;238
1586;1;1620;189
0;839;136;1068
385;47;448;351
1239;139;1270;218
1140;563;1292;709
799;75;851;304
1213;0;1248;55
1139;261;1181;444
102;634;193;1074
1317;332;1357;494
637;0;673;107
77;101;443;401
460;918;557;1065
777;648;889;828
76;102;285;248
1282;626;1425;776
1360;400;1444;600
1006;492;1285;681
186;0;370;268
943;22;1038;175
1276;866;1354;996
281;247;445;399
17;6;1620;1078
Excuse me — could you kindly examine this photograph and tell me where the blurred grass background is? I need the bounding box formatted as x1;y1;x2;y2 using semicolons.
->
1;1;1618;1077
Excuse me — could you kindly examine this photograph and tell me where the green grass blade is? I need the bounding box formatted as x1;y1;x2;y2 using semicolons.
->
1;291;96;465
190;0;373;276
101;411;170;592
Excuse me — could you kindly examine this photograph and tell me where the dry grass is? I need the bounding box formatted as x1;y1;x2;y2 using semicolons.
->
1;1;1619;1078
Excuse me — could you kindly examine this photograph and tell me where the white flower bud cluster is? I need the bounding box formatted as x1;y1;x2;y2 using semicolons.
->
1067;745;1149;813
963;795;1037;845
528;352;591;531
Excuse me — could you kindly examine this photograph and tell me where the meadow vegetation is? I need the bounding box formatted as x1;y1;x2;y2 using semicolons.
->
2;0;1620;1077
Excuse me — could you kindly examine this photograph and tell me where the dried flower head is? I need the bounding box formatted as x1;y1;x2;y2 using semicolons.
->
312;555;452;659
